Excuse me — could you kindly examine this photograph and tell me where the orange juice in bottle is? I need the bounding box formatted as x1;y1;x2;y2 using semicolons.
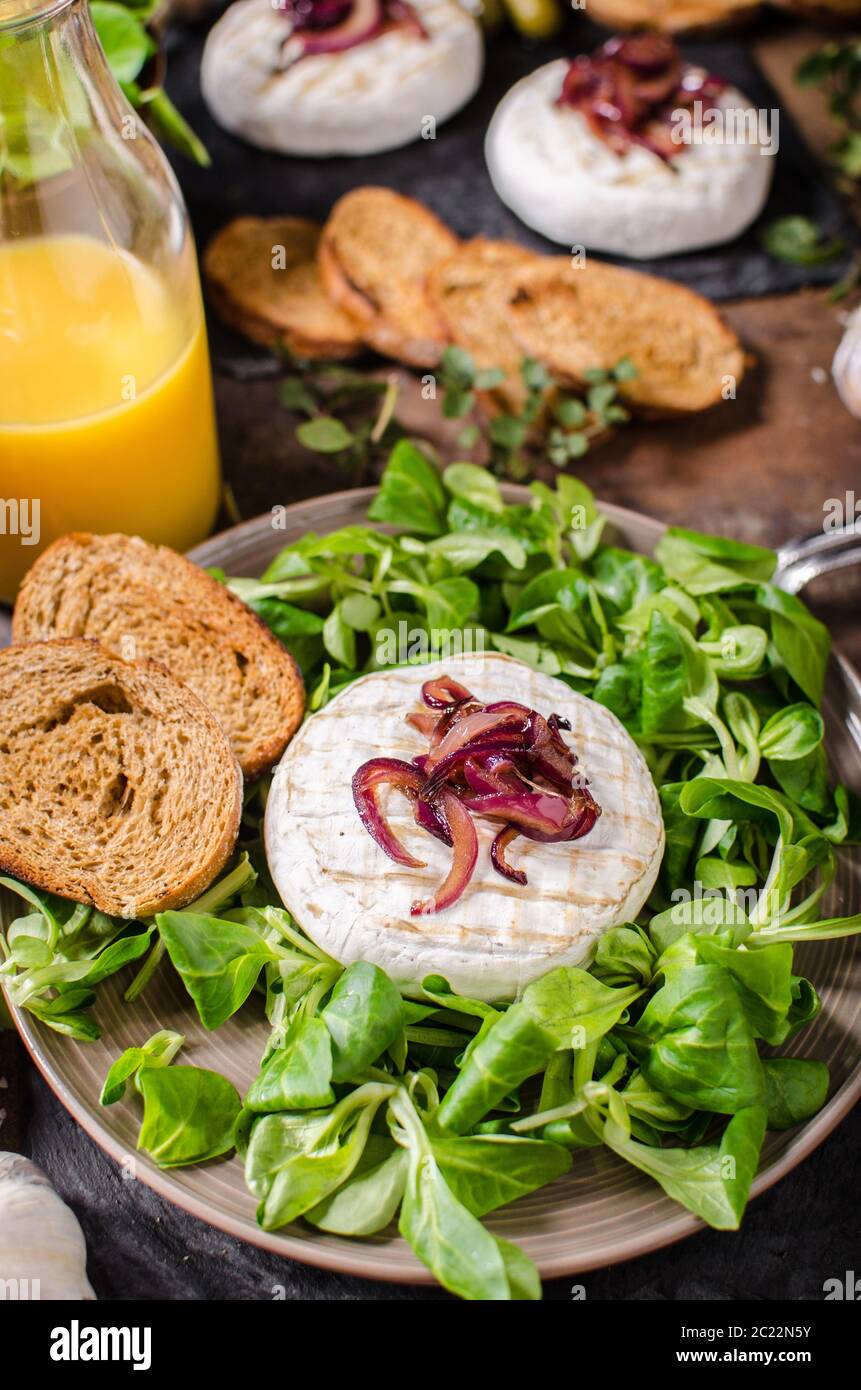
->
0;0;220;603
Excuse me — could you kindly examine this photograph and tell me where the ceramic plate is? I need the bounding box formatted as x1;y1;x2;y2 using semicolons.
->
7;487;861;1284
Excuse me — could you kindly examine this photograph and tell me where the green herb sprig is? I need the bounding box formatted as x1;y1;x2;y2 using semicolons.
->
760;215;845;268
278;349;636;486
439;349;636;480
797;41;861;184
280;365;403;486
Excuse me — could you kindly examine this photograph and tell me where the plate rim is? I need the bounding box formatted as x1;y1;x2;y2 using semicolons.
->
8;487;861;1287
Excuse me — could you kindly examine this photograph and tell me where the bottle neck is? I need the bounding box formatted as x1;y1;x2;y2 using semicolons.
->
0;0;134;214
0;0;77;30
0;0;182;255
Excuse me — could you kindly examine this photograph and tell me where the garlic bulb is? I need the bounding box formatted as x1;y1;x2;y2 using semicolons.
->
0;1153;94;1300
832;305;861;420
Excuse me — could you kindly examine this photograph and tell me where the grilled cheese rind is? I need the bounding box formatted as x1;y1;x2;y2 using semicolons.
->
265;652;664;1001
201;0;483;158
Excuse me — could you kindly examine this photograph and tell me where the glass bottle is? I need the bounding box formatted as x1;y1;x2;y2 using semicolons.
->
0;0;221;603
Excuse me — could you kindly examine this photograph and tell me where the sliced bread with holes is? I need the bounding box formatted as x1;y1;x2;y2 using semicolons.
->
318;187;459;367
13;533;305;778
0;639;242;917
506;258;745;414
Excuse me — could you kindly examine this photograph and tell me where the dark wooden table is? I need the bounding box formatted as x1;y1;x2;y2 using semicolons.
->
2;13;860;1301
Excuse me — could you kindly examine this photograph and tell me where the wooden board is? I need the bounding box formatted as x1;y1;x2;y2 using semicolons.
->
213;285;861;668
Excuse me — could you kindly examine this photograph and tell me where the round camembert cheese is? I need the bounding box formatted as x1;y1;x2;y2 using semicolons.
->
485;59;774;258
201;0;484;158
265;652;664;1001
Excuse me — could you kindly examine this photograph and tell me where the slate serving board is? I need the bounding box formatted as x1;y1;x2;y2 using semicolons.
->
164;10;857;319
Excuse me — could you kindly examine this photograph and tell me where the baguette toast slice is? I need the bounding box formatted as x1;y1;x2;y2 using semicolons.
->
318;187;459;368
204;216;363;359
507;259;745;414
427;238;542;413
13;533;305;779
0;639;242;918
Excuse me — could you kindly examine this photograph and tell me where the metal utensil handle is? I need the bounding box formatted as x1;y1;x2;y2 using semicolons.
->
775;523;861;595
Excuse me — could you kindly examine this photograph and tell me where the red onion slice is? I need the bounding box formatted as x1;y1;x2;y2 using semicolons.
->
463;753;527;797
560;55;599;108
405;710;439;737
421;675;475;709
600;60;641;128
462;789;601;844
280;0;384;66
632;61;683;107
412;789;478;916
426;699;481;755
354;674;601;914
491;826;527;886
278;0;353;29
602;33;678;72
558;34;721;163
423;705;531;775
415;794;452;846
352;758;426;868
422;729;533;798
482;700;532;717
525;710;577;791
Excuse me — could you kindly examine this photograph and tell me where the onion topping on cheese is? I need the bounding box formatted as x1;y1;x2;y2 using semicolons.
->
277;0;427;68
352;675;601;914
558;34;726;162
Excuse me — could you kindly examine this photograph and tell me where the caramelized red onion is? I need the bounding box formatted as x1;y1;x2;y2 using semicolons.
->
491;826;526;886
421;674;475;709
461;789;600;843
423;705;531;781
404;709;439;737
279;0;353;27
602;34;678;71
278;0;426;68
411;791;478;917
351;677;603;914
352;758;427;868
558;35;726;162
463;752;524;796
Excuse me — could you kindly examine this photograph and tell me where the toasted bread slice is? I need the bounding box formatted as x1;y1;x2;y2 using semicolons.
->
427;238;542;413
318;187;459;367
0;639;242;918
13;534;305;779
204;216;363;359
506;259;744;414
586;0;759;30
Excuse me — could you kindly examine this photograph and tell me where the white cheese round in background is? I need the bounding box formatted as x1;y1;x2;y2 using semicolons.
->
265;652;664;1001
485;59;775;258
201;0;484;158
